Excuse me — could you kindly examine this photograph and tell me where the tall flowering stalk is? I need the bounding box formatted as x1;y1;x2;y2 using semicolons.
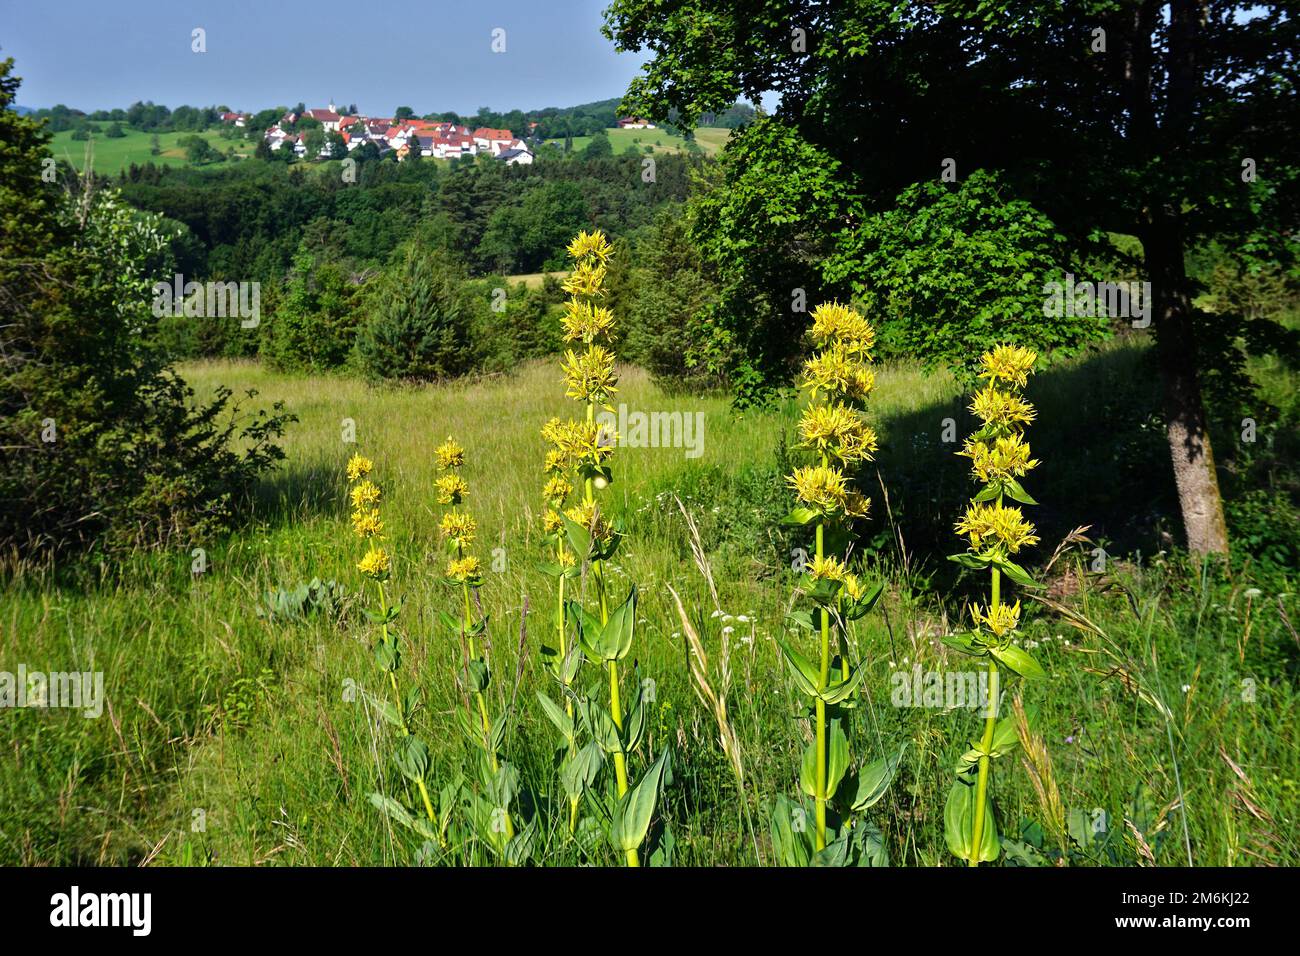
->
351;455;452;853
434;437;528;863
774;303;902;866
943;345;1047;866
537;418;590;834
551;230;669;867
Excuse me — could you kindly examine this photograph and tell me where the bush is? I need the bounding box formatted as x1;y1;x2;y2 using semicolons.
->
262;250;362;371
0;59;293;557
622;207;722;389
354;246;474;381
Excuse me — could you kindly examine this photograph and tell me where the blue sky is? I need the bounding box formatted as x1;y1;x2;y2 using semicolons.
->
2;0;652;114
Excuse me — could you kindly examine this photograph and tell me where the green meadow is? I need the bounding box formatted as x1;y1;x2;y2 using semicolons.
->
48;128;256;174
544;125;731;157
2;344;1295;866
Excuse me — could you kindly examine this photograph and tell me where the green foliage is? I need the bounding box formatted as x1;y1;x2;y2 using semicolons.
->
477;180;589;274
354;247;473;381
0;59;292;556
263;251;362;371
256;577;348;622
829;170;1106;379
622;206;720;388
688;116;856;397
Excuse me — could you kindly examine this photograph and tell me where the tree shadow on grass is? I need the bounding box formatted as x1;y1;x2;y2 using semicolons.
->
249;458;343;527
868;342;1178;589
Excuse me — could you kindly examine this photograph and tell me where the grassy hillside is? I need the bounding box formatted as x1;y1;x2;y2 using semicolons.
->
544;126;731;157
48;128;256;174
1;349;1295;866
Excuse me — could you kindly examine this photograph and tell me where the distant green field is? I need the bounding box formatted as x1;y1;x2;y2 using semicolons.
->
505;270;569;289
543;125;731;158
48;127;257;174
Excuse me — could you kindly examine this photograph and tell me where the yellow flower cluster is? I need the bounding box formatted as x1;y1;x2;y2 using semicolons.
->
435;473;469;506
544;230;623;548
561;300;616;344
808;553;848;582
346;454;373;482
347;455;389;580
969;385;1036;428
799;402;879;466
800;345;876;402
979;345;1038;389
436;435;482;583
446;555;482;584
955;502;1040;555
809;301;876;356
955;345;1041;563
350;479;381;510
789;303;877;522
560;345;618;405
959;433;1039;484
787;465;870;518
972;600;1021;638
357;547;391;579
566;229;614;264
542;417;615;468
439;510;477;550
352;508;384;539
561;260;607;298
435;437;465;470
841;573;868;602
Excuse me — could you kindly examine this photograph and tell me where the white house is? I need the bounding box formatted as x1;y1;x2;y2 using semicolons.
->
497;146;534;165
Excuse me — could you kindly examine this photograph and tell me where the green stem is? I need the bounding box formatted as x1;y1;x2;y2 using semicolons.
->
969;662;1000;867
968;493;1004;866
377;582;406;732
557;535;580;834
814;515;829;852
455;540;513;847
584;396;638;866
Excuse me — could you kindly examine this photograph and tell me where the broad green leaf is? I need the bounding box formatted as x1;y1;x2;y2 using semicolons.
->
944;777;1000;863
992;556;1039;588
941;632;988;657
394;735;430;782
779;638;822;698
368;792;416;830
782;507;820;526
1003;477;1038;505
990;643;1047;680
851;743;907;812
535;691;573;740
614;747;670;852
820;661;867;705
561;513;592;561
592;586;636;661
826;719;849;800
768;795;813;867
799;738;818;797
991;715;1020;754
948;552;990;570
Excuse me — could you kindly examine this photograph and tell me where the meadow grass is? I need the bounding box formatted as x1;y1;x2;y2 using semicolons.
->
1;347;1295;866
542;126;730;158
48;128;257;174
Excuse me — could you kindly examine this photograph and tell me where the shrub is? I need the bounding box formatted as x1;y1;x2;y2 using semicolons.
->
262;250;362;371
0;60;293;557
353;247;474;381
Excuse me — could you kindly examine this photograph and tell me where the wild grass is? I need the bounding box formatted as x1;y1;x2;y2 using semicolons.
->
48;128;256;174
1;345;1295;866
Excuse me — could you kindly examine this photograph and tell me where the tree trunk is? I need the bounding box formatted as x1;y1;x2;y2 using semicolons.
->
1145;221;1230;555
